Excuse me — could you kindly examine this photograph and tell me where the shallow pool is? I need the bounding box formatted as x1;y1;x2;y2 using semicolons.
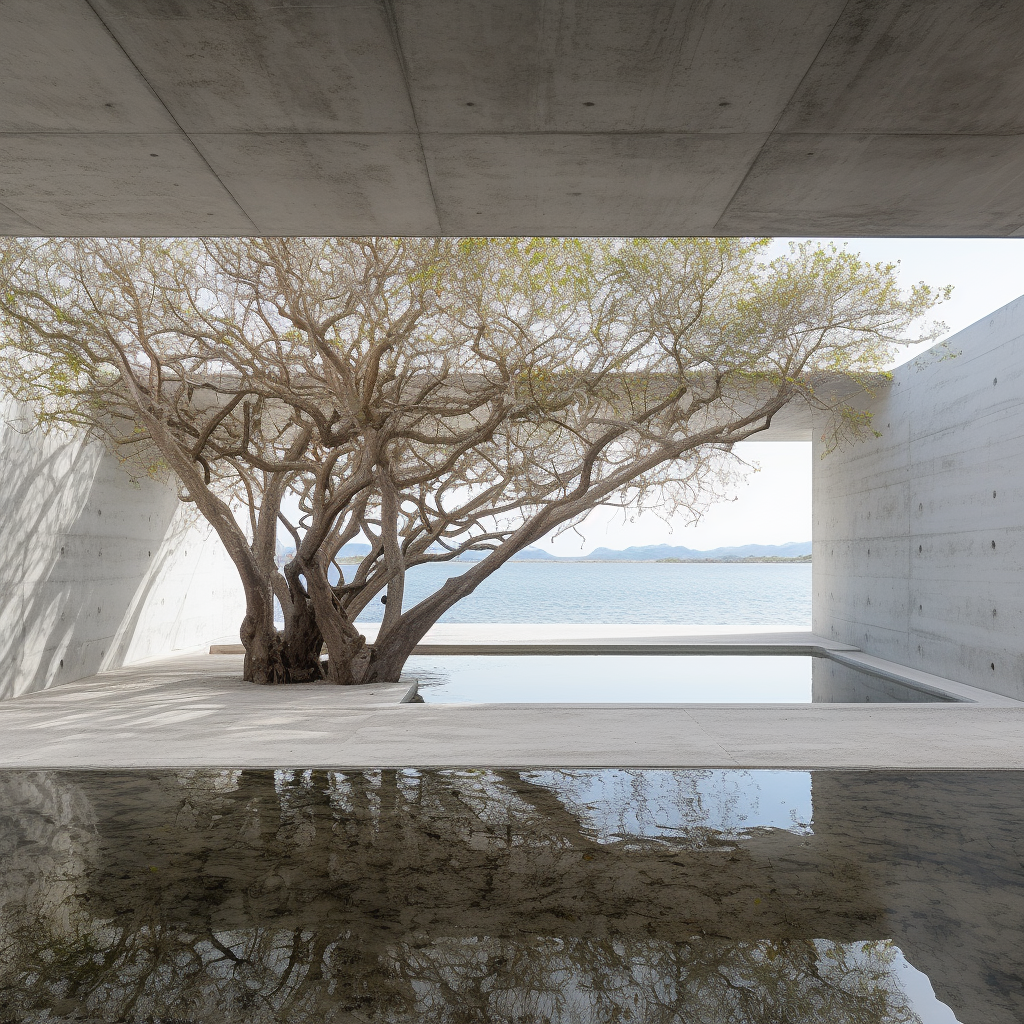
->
5;767;1018;1021
407;653;955;703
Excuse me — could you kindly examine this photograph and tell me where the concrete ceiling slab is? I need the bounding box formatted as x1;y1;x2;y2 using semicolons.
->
717;133;1024;236
193;133;440;235
0;201;45;234
3;0;1024;236
87;0;416;134
777;0;1024;135
0;133;252;235
0;0;174;133
395;0;846;134
425;132;766;235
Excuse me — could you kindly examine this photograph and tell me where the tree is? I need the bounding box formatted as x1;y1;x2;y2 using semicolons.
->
0;237;944;685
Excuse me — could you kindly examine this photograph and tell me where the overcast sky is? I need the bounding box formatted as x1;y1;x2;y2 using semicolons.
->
542;238;1024;556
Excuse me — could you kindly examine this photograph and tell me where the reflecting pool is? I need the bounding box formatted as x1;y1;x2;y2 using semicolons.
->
2;768;1021;1022
408;654;955;703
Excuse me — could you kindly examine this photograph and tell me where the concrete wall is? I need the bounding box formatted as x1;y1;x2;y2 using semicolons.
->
813;298;1024;699
0;400;244;701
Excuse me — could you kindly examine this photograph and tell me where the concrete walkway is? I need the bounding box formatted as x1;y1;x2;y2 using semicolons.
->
1;649;1022;770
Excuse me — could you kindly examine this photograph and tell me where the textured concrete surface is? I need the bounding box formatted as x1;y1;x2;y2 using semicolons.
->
0;399;245;701
213;623;1019;705
813;298;1024;700
5;1;1024;235
359;622;852;647
1;652;1022;769
213;623;860;656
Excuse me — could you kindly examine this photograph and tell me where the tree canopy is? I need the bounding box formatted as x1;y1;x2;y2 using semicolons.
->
0;237;945;684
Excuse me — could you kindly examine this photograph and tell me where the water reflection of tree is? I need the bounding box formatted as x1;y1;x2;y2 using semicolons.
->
518;767;812;845
0;769;921;1023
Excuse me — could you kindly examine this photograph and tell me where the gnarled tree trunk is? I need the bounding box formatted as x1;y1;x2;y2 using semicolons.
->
241;612;289;686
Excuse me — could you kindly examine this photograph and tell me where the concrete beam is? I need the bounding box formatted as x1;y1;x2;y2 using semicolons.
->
5;1;1024;236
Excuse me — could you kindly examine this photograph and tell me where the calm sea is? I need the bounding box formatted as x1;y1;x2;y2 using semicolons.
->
349;561;811;625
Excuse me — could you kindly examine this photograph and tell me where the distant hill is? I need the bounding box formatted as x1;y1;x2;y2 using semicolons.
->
578;541;811;561
333;543;555;561
328;541;811;562
453;546;557;561
337;543;371;558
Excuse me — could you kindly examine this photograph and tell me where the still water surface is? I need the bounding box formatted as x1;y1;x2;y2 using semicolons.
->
409;654;951;703
2;767;1019;1022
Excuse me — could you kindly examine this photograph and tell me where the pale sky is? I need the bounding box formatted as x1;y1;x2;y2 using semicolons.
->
543;238;1024;556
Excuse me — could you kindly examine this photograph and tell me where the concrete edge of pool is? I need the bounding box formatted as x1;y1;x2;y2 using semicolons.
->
0;649;1022;770
405;653;1019;707
211;625;1021;708
1;626;1019;770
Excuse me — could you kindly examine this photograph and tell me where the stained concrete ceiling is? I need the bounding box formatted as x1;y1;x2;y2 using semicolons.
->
4;0;1024;237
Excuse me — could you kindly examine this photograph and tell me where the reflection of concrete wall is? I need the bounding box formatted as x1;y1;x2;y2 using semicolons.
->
813;297;1024;699
0;771;97;952
811;658;947;703
811;770;1024;1024
0;401;244;700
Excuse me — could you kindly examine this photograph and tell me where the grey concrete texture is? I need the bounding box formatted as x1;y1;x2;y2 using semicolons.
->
0;399;245;701
813;296;1024;699
6;0;1024;235
2;653;1023;770
213;623;858;657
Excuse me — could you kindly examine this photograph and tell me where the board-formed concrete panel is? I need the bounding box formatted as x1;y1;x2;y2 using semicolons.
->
192;133;441;236
0;400;245;701
5;0;1024;235
394;0;845;134
423;132;766;236
716;133;1024;236
88;0;416;135
776;0;1024;136
813;298;1024;699
0;0;176;134
0;133;256;235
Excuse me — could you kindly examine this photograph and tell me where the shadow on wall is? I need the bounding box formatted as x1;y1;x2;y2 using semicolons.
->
0;401;244;701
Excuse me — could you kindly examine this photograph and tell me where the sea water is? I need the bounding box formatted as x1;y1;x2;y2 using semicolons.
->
351;560;812;625
409;653;954;704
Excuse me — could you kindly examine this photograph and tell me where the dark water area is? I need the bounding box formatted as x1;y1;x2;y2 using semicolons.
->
2;768;1021;1023
410;654;956;703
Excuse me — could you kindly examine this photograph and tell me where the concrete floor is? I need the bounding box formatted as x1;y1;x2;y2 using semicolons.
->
1;641;1022;770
